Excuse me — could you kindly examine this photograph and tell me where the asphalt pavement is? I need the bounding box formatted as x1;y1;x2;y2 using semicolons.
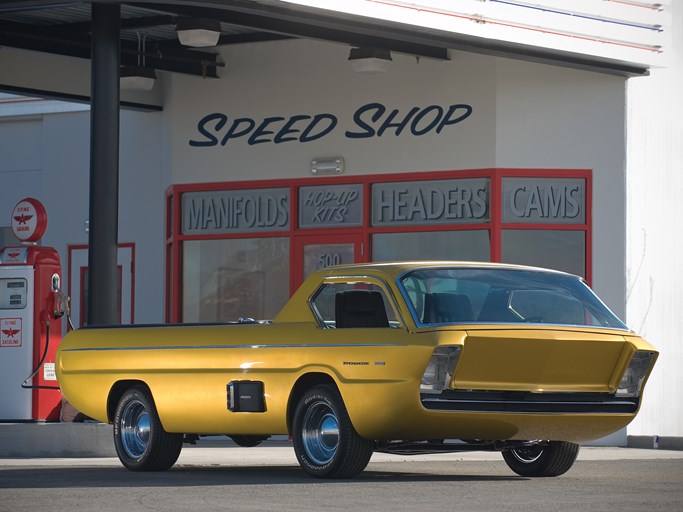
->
1;444;682;512
2;441;681;467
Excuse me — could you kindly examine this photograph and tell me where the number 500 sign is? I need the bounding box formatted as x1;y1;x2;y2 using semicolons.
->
318;253;342;268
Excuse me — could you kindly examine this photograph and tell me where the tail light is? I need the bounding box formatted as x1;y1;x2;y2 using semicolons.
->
420;346;461;394
616;351;657;397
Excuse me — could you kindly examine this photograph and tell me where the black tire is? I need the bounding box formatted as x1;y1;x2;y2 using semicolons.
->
113;386;183;471
502;441;579;477
292;385;374;478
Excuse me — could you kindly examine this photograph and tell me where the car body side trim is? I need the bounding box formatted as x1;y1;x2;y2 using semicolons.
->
61;342;405;352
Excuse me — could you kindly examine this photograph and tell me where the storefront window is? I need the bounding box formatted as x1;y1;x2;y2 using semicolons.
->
182;238;289;322
168;170;591;322
501;229;585;277
373;230;490;262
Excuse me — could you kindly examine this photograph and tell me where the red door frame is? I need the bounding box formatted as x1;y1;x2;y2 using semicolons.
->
78;264;123;326
67;242;136;327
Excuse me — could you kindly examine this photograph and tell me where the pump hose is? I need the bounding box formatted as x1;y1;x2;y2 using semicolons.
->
21;319;60;391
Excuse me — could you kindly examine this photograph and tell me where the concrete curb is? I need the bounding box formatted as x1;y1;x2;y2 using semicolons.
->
1;423;681;459
628;435;683;451
0;422;116;458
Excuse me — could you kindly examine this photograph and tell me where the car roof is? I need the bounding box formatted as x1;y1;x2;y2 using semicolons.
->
315;261;576;279
275;261;580;324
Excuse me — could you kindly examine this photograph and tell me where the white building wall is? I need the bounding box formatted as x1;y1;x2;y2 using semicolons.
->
0;117;44;209
165;40;497;183
625;2;683;437
494;59;627;318
117;110;166;323
0;108;165;325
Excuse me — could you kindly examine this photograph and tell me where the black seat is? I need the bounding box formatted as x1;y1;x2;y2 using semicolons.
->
477;289;520;322
423;292;474;323
335;290;390;328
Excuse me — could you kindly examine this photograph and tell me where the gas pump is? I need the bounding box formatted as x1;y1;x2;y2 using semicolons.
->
0;198;66;421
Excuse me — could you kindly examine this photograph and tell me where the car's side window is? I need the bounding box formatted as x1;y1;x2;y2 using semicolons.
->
310;282;398;328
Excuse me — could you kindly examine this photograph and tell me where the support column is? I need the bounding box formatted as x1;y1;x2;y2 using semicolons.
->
87;3;120;326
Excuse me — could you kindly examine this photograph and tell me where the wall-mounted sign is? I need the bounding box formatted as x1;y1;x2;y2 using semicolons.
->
11;197;47;243
299;184;363;228
502;177;585;224
372;178;489;226
189;101;473;148
182;188;290;234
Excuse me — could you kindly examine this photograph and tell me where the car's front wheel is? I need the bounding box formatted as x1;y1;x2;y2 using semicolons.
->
113;386;183;471
292;385;374;478
502;441;579;477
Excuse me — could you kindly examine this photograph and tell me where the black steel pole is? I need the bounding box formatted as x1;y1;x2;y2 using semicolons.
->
87;3;120;326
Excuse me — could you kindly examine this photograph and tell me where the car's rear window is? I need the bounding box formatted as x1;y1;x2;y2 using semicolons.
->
398;267;628;329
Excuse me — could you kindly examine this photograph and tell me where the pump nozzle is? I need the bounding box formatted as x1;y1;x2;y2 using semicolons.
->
51;273;73;330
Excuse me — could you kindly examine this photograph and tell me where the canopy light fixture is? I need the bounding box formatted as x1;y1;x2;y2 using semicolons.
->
120;32;156;91
176;18;221;47
120;66;157;91
348;47;392;73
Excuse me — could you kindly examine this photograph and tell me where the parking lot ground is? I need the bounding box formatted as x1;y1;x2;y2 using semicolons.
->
1;446;682;512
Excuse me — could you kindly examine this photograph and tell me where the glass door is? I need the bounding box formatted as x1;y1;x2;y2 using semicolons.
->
293;234;365;291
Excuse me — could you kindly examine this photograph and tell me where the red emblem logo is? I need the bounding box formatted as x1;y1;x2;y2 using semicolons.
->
13;214;34;225
1;328;20;337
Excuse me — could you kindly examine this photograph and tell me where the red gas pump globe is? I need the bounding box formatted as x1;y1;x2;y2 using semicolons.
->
1;197;62;422
11;197;48;243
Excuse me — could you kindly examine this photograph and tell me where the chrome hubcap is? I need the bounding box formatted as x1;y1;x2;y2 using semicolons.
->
120;399;151;458
302;400;340;465
511;445;544;464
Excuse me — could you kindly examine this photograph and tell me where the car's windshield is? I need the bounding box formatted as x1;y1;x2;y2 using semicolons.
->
398;267;628;329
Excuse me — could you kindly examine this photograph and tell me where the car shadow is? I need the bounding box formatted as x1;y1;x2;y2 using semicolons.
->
0;464;524;489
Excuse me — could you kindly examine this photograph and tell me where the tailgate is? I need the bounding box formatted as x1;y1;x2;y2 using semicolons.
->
452;329;630;393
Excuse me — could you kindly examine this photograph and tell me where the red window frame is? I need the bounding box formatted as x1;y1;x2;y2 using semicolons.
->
165;168;591;323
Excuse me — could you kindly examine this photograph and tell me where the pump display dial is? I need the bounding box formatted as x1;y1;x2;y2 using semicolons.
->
0;278;27;309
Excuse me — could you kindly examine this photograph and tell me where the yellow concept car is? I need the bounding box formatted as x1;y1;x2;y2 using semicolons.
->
56;262;657;478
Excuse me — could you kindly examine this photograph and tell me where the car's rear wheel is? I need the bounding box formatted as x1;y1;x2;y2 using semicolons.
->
113;386;183;471
292;385;374;478
502;441;579;477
